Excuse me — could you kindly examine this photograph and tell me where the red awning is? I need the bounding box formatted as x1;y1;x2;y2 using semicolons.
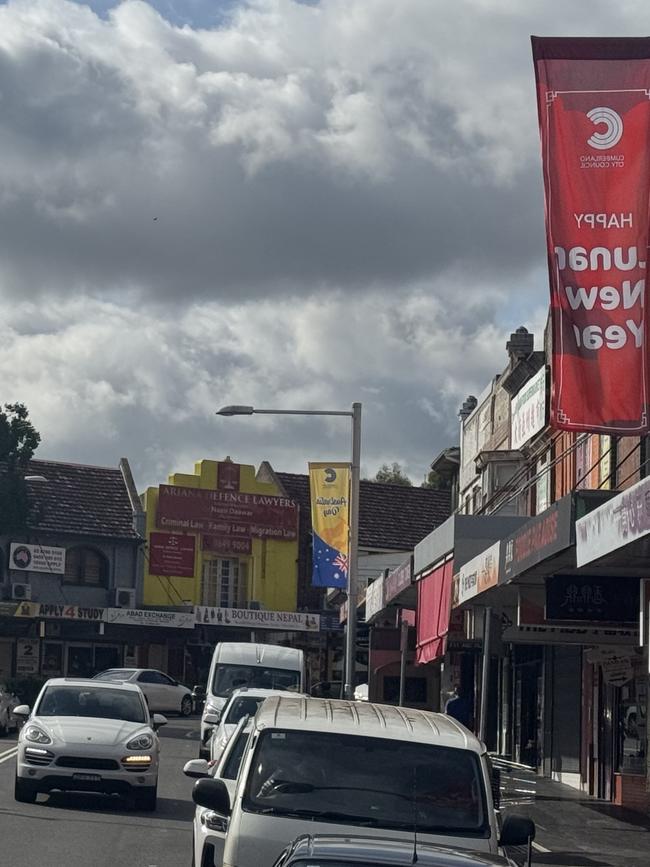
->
416;559;453;665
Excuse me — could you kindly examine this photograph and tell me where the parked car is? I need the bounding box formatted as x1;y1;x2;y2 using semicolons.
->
210;688;305;763
13;677;167;809
184;716;253;867
273;834;528;867
0;684;21;736
93;668;193;716
191;696;536;867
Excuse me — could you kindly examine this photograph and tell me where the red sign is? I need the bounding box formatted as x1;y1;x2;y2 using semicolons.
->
203;535;252;556
149;532;196;577
157;485;298;539
218;462;241;491
532;37;650;434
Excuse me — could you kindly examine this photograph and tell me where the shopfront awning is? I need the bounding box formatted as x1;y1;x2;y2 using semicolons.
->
416;559;453;665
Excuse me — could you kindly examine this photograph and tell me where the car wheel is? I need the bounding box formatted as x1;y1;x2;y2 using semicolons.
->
14;776;37;804
135;784;157;811
180;695;193;717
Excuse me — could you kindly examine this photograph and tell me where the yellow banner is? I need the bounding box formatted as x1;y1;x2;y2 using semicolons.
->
308;462;350;588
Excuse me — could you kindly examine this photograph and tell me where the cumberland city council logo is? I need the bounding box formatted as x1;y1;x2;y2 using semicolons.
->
587;106;623;150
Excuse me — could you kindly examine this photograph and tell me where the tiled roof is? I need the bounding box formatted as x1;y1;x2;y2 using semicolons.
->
276;472;451;551
5;459;139;540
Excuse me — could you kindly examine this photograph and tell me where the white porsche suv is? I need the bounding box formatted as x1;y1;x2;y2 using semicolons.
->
13;678;167;810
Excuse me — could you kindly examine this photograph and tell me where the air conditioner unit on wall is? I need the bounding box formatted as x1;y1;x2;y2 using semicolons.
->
114;587;136;608
12;583;31;601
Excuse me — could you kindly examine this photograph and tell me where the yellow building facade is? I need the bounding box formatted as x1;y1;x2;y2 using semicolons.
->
142;459;299;612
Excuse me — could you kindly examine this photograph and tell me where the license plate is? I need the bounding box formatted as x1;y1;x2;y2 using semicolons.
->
72;773;101;782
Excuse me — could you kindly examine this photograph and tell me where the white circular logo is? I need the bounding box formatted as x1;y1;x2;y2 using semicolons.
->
587;107;623;150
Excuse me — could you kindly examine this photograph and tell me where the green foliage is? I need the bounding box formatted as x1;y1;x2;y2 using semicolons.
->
421;469;451;490
370;462;412;486
0;403;41;532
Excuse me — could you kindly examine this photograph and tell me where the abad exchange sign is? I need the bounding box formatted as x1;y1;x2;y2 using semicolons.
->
157;484;298;540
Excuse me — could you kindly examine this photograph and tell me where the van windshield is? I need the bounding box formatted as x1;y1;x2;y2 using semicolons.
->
213;664;300;698
243;730;488;837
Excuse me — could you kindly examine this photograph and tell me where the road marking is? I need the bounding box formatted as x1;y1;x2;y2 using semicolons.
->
532;842;551;853
0;748;18;765
0;745;18;759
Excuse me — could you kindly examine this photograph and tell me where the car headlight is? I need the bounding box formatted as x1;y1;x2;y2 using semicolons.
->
126;732;154;750
201;811;228;833
24;725;51;745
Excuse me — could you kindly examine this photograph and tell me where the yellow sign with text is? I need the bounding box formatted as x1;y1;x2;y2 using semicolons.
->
309;462;350;589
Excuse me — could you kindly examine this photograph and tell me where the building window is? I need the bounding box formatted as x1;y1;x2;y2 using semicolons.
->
64;547;108;586
201;559;242;608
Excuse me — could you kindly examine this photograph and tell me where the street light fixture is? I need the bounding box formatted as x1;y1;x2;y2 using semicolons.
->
216;402;362;700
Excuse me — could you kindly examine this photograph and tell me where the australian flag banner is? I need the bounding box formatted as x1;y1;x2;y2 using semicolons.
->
309;462;351;589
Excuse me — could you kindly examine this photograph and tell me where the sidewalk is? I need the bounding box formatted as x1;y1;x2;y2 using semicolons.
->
496;761;650;867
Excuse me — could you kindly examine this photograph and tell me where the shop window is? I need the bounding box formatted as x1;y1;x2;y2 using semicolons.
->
383;676;427;704
201;558;243;608
617;655;647;775
64;547;108;586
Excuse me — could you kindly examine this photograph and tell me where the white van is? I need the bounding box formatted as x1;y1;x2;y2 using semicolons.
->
192;696;535;866
199;643;304;758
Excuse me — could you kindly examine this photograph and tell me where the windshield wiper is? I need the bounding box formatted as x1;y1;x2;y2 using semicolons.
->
256;806;378;825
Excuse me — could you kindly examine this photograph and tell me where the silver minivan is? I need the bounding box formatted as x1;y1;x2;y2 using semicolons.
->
192;696;535;867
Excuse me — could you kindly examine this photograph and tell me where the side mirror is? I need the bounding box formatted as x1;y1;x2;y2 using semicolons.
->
499;814;536;847
12;704;30;719
152;713;168;731
192;778;231;815
183;759;211;779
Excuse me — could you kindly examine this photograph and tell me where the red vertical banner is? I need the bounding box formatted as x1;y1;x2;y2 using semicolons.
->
532;37;650;434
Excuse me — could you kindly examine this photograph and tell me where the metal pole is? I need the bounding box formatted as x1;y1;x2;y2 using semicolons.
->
344;402;362;700
479;606;492;742
399;616;409;707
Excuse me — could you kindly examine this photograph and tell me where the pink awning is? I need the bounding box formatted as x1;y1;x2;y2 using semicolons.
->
416;559;453;665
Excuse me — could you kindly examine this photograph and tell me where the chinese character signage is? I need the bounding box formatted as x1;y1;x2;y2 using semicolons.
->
365;576;385;621
511;367;547;450
532;37;650;434
453;542;500;607
309;463;350;589
576;474;650;566
501;495;573;582
546;575;639;623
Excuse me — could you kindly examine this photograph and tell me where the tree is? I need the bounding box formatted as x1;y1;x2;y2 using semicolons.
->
421;469;451;490
370;462;412;486
0;403;41;532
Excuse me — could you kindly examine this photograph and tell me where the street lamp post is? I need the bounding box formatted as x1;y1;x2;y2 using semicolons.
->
216;402;362;700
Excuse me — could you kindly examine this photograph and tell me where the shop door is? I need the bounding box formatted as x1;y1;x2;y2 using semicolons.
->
598;676;616;801
94;645;122;674
513;646;543;768
0;641;12;683
66;644;94;678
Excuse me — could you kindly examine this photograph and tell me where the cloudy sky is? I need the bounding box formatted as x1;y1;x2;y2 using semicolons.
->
0;0;642;489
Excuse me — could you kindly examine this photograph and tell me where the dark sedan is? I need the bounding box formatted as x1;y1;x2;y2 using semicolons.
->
273;832;529;867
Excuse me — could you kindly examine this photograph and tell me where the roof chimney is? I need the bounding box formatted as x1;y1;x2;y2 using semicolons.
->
506;326;533;364
458;395;478;421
